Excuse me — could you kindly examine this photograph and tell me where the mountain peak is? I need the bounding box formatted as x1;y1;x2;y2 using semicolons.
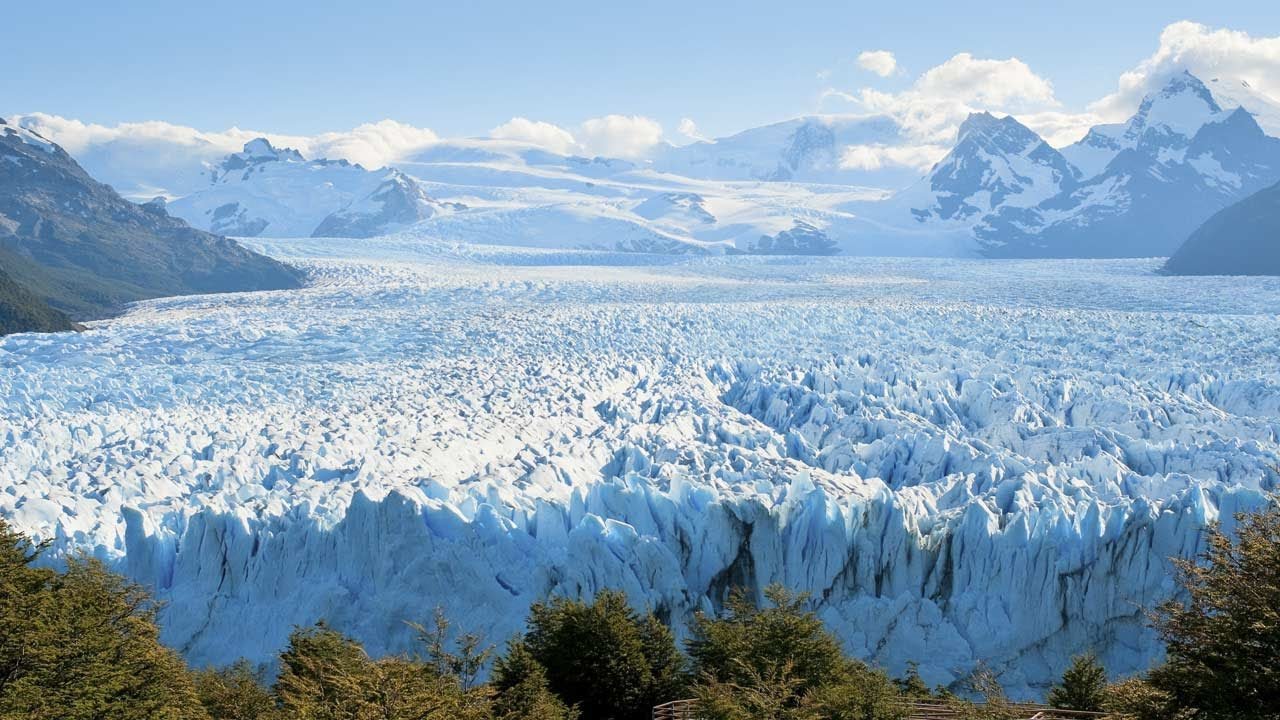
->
955;112;1040;152
242;137;278;157
910;112;1074;224
239;138;305;163
1128;71;1223;139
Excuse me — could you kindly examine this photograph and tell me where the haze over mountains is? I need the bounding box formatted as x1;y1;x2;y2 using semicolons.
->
12;71;1280;268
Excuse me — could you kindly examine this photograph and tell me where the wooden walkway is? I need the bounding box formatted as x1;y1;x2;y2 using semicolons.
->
653;699;1109;719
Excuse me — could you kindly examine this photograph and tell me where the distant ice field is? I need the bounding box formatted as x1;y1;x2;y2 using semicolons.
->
2;238;1278;696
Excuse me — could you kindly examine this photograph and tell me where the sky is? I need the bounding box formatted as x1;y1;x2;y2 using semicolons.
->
3;1;1280;165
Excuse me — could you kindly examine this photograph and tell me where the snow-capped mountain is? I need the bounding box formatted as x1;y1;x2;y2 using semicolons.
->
979;72;1280;257
906;112;1079;225
167;139;453;238
396;139;895;256
653;115;923;188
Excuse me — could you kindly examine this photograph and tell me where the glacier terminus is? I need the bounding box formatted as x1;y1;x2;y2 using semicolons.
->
1;237;1276;698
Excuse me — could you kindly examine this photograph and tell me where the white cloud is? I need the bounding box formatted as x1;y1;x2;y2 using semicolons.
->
8;113;441;199
490;117;578;155
488;114;667;158
857;50;898;78
577;114;664;158
1088;21;1280;132
677;117;707;143
825;52;1097;147
307;120;439;168
913;53;1056;109
840;143;949;171
11;113;438;169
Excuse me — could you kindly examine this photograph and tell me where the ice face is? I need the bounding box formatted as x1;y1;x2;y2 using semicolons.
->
1;240;1277;699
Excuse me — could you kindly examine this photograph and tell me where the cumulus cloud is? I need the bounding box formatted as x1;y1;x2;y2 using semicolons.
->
490;117;578;155
487;114;667;158
8;113;441;199
825;52;1097;147
11;113;438;169
857;50;898;78
840;143;949;171
577;114;664;158
307;120;439;168
1088;21;1280;132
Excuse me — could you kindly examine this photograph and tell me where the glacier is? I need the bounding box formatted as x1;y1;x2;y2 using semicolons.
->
1;238;1278;698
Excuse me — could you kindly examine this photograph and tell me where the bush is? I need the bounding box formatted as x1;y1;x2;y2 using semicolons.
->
1102;677;1180;720
193;660;280;720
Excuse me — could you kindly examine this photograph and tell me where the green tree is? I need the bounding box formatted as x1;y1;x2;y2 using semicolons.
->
408;608;493;691
0;520;207;720
689;584;905;720
523;589;685;720
0;520;54;702
797;663;906;720
1149;500;1280;719
193;660;281;720
894;662;931;700
688;585;844;693
275;623;379;720
490;641;578;720
275;622;493;720
1047;653;1108;711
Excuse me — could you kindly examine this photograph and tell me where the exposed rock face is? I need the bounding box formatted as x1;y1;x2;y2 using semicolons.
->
746;222;839;255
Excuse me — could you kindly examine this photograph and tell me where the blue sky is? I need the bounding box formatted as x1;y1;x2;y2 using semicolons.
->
3;1;1278;141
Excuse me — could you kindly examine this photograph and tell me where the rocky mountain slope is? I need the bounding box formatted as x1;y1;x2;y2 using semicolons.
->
0;119;303;326
1164;179;1280;275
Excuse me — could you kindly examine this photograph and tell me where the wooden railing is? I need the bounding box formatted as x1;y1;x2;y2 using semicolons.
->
652;699;700;720
653;699;1110;719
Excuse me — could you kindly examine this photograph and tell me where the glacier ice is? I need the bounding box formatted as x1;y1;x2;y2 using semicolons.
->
1;240;1278;698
